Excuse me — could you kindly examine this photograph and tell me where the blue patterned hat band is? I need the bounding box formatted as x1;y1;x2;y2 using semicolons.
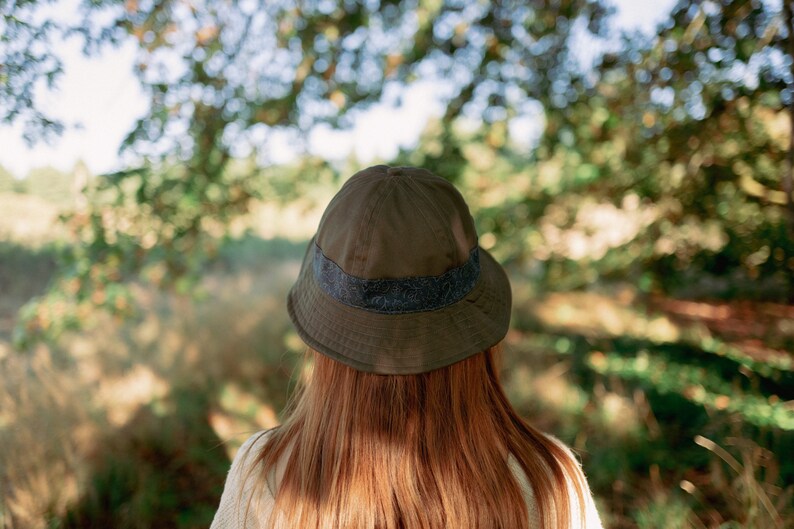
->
313;242;481;314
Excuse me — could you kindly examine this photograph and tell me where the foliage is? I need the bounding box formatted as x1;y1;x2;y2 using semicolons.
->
1;0;65;143
587;346;793;431
589;0;794;299
429;0;794;302
507;289;794;431
2;0;794;527
3;1;793;309
5;0;613;345
0;234;301;529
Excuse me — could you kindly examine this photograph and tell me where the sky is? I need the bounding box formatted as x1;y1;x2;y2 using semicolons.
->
0;0;677;179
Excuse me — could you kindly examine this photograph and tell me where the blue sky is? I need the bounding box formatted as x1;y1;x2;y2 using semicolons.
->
0;0;677;179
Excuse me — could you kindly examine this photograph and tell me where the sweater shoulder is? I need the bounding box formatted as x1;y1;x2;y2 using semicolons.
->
210;429;278;529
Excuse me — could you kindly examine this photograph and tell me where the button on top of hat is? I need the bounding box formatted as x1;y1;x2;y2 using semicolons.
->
386;166;404;176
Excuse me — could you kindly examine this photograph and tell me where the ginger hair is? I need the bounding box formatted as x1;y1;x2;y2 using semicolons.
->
240;346;587;529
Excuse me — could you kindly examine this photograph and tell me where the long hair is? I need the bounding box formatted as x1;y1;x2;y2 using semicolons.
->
240;346;587;529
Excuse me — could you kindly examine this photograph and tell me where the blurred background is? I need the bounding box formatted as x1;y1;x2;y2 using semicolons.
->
1;0;793;527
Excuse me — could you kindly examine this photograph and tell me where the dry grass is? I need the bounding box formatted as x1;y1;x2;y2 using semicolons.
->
0;226;306;528
0;193;322;528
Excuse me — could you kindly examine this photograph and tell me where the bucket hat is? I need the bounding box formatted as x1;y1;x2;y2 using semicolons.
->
287;165;512;374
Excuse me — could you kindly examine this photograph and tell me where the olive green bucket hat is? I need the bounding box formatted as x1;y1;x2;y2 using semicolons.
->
287;165;512;375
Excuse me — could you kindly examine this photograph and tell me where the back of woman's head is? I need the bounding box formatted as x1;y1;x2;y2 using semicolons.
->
243;347;587;529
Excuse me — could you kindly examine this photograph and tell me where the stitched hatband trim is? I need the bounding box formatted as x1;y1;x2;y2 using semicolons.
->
312;243;480;314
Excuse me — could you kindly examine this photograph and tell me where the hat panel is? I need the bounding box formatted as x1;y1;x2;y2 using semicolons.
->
403;173;478;265
361;178;457;279
315;168;393;277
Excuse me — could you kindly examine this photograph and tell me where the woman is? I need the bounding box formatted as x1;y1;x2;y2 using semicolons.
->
211;165;602;529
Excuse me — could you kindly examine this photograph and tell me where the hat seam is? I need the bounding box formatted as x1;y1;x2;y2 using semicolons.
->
406;174;460;263
353;173;398;277
338;170;382;195
291;319;491;374
304;312;502;357
296;310;498;357
403;173;449;255
315;242;479;282
361;173;399;277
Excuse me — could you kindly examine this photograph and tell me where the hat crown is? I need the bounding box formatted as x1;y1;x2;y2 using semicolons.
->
316;165;478;279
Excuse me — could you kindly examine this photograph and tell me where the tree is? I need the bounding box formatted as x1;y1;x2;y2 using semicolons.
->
448;0;794;301
585;0;794;299
4;0;610;343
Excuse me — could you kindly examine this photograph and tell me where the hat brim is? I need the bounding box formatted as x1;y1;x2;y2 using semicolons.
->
287;238;512;374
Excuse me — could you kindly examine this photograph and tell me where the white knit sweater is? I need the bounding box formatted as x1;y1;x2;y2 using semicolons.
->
210;430;603;529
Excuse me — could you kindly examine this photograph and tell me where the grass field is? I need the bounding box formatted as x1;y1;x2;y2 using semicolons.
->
1;192;792;529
